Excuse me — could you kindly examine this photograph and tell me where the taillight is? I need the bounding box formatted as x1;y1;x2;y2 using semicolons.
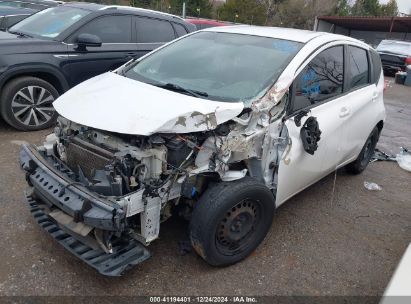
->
405;56;411;65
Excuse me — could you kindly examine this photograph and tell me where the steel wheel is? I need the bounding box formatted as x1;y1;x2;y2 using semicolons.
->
190;177;274;266
215;199;261;256
11;86;56;128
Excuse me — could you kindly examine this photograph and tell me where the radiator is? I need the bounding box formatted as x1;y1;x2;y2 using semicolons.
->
66;140;112;179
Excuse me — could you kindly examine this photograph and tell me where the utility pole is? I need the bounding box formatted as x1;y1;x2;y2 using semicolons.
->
182;2;186;18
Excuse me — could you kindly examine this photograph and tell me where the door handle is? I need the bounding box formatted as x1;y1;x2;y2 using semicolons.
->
339;107;351;118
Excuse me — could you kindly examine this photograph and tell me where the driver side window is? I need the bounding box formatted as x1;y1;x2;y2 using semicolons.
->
72;15;132;44
291;46;344;113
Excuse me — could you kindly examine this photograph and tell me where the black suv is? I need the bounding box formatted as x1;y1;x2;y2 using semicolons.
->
0;3;195;130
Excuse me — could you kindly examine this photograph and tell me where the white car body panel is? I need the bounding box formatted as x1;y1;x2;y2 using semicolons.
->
53;72;244;135
274;39;384;206
381;244;411;300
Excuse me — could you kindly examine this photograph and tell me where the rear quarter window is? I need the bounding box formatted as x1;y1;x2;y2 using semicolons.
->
347;46;370;90
136;17;175;43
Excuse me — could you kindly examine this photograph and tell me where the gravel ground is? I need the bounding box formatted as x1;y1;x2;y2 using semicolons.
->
0;78;410;297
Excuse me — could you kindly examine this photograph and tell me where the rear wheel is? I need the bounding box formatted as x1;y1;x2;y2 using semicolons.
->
190;177;275;266
346;127;379;174
1;77;59;131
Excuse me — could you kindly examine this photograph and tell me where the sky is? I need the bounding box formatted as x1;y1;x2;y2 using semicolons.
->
379;0;411;14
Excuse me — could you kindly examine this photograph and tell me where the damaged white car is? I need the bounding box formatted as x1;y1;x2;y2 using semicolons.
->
20;26;386;276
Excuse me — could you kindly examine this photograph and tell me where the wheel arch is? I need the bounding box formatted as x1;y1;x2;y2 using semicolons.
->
376;120;384;135
0;65;69;96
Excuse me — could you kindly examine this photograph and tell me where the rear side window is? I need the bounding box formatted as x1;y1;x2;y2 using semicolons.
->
370;49;382;84
136;17;175;43
348;46;370;89
75;15;132;43
173;22;188;37
292;46;344;112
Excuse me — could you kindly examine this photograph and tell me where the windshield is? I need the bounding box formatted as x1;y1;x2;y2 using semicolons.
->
124;31;302;103
9;6;90;39
377;40;411;56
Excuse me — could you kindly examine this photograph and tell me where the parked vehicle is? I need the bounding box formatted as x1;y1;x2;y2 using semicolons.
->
0;0;62;10
376;40;411;74
0;3;195;131
0;0;62;30
19;26;385;276
381;243;411;301
0;6;36;31
185;18;228;29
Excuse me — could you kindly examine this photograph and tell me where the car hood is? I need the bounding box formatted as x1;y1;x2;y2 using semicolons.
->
53;72;245;136
0;30;19;40
0;31;53;53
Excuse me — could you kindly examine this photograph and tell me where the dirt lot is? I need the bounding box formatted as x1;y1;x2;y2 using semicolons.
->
0;78;410;297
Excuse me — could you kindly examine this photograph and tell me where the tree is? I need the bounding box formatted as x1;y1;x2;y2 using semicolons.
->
277;0;337;29
130;0;152;8
381;0;398;16
351;0;381;16
257;0;285;25
169;0;213;18
335;0;351;16
218;0;266;25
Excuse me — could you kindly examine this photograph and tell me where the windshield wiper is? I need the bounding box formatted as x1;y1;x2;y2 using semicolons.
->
155;83;209;98
8;30;32;38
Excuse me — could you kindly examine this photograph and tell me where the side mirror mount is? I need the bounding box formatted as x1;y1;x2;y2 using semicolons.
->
76;33;102;51
294;109;310;127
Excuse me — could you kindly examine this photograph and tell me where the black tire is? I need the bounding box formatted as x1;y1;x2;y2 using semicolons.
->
0;76;59;131
346;127;379;174
190;177;275;266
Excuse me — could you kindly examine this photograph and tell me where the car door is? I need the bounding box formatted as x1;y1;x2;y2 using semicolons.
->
134;16;177;57
339;45;378;164
275;45;348;207
65;14;135;87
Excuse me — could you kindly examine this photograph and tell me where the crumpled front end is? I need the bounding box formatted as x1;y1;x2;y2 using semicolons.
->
20;144;152;276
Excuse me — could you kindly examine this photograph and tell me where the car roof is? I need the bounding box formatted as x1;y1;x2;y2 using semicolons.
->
203;25;340;44
63;3;186;22
379;39;411;45
61;2;105;11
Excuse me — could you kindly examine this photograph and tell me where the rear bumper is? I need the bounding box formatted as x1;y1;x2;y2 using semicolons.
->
25;193;150;276
381;61;406;72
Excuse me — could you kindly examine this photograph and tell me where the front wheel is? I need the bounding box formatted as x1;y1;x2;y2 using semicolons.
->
1;76;59;131
190;177;275;266
346;127;379;174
